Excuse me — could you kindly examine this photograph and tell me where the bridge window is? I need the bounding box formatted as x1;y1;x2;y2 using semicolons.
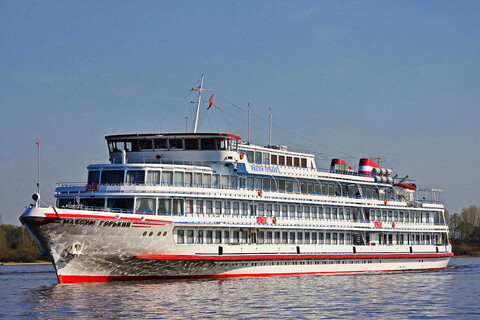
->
279;156;285;165
169;139;183;150
294;157;300;166
139;139;153;150
201;138;215;150
101;170;124;184
88;171;100;184
286;157;292;166
185;139;199;150
154;138;168;149
217;139;227;150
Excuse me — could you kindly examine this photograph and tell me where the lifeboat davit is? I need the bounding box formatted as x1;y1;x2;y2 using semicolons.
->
394;182;417;197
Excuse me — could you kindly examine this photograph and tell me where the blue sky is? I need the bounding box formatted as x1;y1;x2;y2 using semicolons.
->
1;1;479;224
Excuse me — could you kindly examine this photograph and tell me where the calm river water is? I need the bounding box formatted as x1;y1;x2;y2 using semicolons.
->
1;257;479;319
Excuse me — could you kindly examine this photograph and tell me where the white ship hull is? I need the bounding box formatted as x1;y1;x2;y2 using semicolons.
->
21;207;452;284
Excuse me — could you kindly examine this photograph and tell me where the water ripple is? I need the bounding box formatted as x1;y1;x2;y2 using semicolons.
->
0;258;479;319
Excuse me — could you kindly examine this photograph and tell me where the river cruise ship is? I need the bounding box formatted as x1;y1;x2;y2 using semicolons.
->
20;82;452;284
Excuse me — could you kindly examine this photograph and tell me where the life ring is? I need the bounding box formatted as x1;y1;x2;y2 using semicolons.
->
392;221;395;228
272;216;277;224
384;198;387;205
258;189;263;197
240;151;245;160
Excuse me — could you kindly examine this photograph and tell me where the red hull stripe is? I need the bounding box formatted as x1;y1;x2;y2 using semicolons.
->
44;213;172;224
57;267;447;284
132;222;165;226
134;253;453;261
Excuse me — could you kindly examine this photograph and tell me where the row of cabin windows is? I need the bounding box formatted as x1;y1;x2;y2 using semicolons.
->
176;228;354;245
241;150;309;168
175;228;447;246
57;196;443;225
88;169;380;199
108;137;238;153
377;233;445;245
369;209;445;224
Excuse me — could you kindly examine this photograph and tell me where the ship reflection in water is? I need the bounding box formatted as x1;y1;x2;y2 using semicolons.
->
8;258;477;319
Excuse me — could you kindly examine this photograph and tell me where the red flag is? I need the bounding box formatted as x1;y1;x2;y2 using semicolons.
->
207;93;214;110
35;142;39;145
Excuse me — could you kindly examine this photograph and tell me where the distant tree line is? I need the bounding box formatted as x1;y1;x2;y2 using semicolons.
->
447;205;480;256
0;224;43;262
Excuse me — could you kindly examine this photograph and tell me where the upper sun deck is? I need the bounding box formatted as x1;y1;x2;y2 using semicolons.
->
106;132;241;164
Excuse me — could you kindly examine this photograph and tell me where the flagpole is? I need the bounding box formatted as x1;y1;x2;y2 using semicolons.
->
193;74;204;133
37;142;40;194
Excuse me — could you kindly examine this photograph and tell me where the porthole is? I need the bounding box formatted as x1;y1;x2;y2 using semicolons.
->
157;231;161;236
163;231;167;236
149;232;153;236
143;231;147;236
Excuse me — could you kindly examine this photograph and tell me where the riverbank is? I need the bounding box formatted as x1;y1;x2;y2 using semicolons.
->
0;261;51;266
452;243;480;257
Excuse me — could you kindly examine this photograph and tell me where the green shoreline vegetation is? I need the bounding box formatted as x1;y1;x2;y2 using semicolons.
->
0;224;47;263
1;205;479;262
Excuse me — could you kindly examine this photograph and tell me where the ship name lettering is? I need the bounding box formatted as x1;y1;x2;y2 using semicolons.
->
99;220;131;228
250;165;278;174
62;219;96;226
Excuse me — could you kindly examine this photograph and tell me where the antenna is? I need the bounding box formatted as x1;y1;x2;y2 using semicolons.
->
248;103;251;144
371;157;386;165
269;107;272;146
185;115;189;132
